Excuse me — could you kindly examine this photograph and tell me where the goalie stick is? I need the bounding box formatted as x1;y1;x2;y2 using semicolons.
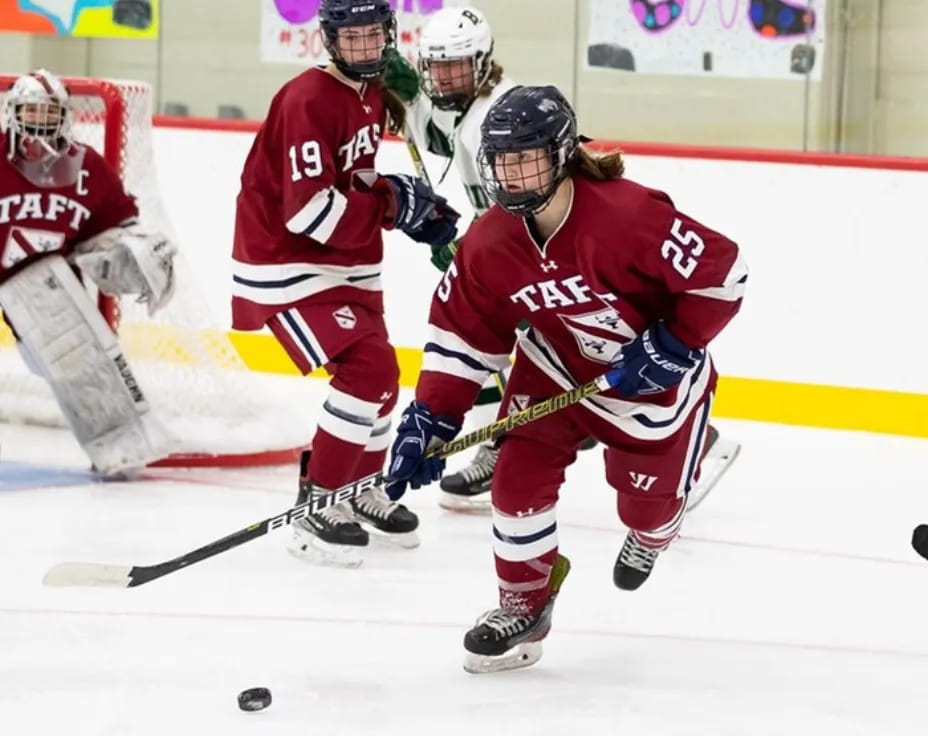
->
42;373;618;589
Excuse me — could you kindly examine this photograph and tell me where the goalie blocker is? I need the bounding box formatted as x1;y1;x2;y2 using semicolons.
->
0;254;175;474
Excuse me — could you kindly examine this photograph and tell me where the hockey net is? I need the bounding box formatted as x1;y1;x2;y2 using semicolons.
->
0;76;316;466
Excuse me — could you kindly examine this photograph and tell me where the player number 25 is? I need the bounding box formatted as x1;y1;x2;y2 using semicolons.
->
660;217;705;279
437;261;459;303
288;141;323;181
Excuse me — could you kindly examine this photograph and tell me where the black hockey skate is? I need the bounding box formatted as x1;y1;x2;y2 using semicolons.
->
463;554;571;674
439;444;498;513
613;531;661;590
287;451;368;568
350;486;420;549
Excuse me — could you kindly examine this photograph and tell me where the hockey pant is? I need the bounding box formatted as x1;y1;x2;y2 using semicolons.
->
490;357;716;615
268;302;399;491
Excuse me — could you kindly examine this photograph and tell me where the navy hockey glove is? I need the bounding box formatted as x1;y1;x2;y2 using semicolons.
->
382;174;460;247
386;401;462;500
608;322;703;398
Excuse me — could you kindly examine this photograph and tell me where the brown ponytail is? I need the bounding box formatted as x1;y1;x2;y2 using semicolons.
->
569;144;625;181
378;84;407;135
476;62;504;99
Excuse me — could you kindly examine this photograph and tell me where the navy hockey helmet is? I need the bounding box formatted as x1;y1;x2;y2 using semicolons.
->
477;85;578;215
319;0;396;81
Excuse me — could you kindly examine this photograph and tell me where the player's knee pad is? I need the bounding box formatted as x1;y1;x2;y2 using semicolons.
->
333;335;400;406
491;503;558;564
317;385;383;448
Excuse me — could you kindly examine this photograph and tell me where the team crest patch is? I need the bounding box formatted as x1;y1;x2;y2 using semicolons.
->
333;305;357;329
507;394;531;416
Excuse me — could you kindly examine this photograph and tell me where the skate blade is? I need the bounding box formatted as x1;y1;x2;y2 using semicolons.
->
438;491;491;515
463;641;543;674
687;439;741;511
365;527;421;550
286;530;364;569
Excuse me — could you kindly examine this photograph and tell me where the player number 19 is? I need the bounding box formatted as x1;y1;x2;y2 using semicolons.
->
661;217;705;279
288;141;323;181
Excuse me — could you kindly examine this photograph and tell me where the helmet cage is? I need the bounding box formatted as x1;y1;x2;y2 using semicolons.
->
477;86;578;215
319;0;396;81
1;72;72;162
477;134;576;215
418;44;493;112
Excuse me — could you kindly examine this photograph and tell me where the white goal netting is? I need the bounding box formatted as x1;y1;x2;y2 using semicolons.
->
0;76;316;466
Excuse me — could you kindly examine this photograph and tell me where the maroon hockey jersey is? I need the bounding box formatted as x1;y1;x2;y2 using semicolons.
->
417;175;747;441
0;138;138;284
231;67;393;330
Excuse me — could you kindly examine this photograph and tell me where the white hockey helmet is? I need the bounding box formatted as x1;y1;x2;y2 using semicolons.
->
418;6;494;111
1;69;73;162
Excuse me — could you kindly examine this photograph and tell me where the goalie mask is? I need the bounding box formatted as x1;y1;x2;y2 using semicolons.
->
477;85;578;216
319;0;396;81
1;69;83;187
418;6;494;112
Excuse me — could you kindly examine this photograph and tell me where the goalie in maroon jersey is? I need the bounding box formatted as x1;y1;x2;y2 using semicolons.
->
386;85;747;673
231;0;459;568
0;68;177;475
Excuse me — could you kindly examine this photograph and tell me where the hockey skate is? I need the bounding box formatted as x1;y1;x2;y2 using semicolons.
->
439;443;498;513
463;554;570;674
350;485;420;549
613;531;661;590
686;424;741;511
287;452;368;568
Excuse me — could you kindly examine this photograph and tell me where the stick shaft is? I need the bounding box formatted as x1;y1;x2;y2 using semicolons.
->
48;373;616;588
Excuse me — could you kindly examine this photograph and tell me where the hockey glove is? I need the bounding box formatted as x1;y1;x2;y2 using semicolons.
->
607;321;703;398
430;240;459;272
382;48;420;105
386;401;462;500
381;174;460;247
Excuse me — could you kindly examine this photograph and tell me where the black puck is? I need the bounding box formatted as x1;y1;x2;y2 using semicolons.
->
238;687;272;712
911;524;928;561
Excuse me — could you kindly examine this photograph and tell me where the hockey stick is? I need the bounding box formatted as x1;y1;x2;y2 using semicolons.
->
404;124;432;187
42;373;618;589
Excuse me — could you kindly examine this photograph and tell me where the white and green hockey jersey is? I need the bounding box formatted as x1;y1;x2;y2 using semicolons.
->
405;76;518;218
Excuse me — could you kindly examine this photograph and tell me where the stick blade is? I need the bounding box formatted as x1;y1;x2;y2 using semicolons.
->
43;563;133;588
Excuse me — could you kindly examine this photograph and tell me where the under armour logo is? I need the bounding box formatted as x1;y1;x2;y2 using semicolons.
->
540;260;558;273
362;104;372;115
380;391;393;401
629;472;658;491
516;507;536;517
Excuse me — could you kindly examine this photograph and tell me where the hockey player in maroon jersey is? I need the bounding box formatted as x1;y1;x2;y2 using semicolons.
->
231;0;459;567
0;69;177;475
386;85;747;672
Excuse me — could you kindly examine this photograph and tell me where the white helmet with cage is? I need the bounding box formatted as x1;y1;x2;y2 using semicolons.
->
1;68;73;163
418;6;494;112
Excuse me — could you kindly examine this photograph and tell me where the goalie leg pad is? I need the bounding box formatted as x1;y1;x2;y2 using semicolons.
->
0;255;176;474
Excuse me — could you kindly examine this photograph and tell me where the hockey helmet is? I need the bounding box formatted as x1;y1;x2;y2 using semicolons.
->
418;6;494;111
1;69;73;163
477;85;579;215
319;0;396;81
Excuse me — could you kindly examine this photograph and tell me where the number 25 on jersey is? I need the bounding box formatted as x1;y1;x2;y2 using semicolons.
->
661;217;704;279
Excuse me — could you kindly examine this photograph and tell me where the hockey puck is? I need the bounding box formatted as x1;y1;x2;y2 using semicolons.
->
912;525;928;561
237;687;272;712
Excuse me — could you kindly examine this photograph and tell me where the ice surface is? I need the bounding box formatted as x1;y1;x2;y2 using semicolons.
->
1;397;926;736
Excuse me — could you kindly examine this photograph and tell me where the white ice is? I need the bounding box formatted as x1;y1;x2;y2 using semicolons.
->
1;390;927;736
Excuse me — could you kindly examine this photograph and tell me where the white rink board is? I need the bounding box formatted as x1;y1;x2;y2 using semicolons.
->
153;126;928;395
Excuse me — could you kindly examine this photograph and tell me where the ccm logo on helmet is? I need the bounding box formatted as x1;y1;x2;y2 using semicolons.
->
351;4;376;12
